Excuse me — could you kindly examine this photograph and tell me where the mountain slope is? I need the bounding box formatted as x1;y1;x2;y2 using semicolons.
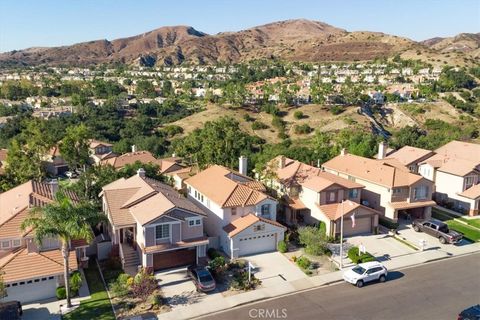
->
0;19;457;67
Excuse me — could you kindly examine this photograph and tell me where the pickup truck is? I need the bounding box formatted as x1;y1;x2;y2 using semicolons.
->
412;219;463;244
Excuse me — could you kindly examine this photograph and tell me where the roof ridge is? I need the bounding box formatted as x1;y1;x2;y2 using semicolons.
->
0;247;26;269
0;206;28;230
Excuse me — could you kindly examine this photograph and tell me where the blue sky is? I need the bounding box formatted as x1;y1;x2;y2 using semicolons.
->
1;0;479;52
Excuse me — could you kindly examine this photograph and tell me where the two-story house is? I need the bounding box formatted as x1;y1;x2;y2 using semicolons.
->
185;164;285;259
89;139;116;164
379;143;434;174
100;169;208;273
323;150;435;223
100;149;162;171
418;141;480;216
0;181;79;303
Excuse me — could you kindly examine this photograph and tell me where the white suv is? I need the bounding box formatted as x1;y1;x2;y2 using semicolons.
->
342;261;388;288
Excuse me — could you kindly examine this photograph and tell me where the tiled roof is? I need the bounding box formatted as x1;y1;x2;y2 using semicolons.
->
434;140;480;163
89;139;113;149
268;156;321;185
223;213;286;238
316;200;378;221
458;184;480;200
100;151;161;169
0;248;78;283
387;200;436;210
386;146;434;166
300;171;364;192
142;236;208;254
323;153;424;188
185;165;271;208
102;175;204;226
0;207;32;239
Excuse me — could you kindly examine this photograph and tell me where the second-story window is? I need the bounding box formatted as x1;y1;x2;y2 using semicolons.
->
261;204;271;215
12;239;21;247
348;189;358;199
1;240;10;249
414;186;428;200
231;207;237;215
465;176;474;190
328;191;336;203
155;224;170;240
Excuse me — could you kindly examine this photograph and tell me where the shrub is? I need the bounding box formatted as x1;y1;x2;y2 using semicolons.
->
277;240;288;253
348;246;376;264
296;256;311;270
251;121;268;130
110;273;131;297
318;221;327;235
378;216;399;230
151;294;163;308
294;124;312;134
56;286;66;300
293;110;304;119
208;256;227;278
230;270;261;291
207;248;221;259
131;268;157;302
243;114;254;122
298;226;329;256
69;271;82;296
330;105;345;115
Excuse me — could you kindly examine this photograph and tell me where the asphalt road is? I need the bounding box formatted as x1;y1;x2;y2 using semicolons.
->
200;253;480;320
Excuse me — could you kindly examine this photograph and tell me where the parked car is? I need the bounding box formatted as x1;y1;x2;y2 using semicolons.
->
187;266;216;292
343;261;388;288
0;301;22;320
412;219;463;244
458;304;480;320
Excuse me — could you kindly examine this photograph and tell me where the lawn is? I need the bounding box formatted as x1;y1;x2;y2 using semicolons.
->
63;260;115;320
464;219;480;229
445;220;480;242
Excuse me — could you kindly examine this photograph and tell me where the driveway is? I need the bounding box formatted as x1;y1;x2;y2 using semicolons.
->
22;298;61;320
347;232;415;261
155;267;203;308
244;252;307;287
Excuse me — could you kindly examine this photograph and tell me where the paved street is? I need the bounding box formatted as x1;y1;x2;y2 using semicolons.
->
201;253;480;320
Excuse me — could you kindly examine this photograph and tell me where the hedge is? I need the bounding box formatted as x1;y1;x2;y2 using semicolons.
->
379;216;399;230
347;246;376;264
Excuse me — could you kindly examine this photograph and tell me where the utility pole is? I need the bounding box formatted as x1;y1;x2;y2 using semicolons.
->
339;200;344;270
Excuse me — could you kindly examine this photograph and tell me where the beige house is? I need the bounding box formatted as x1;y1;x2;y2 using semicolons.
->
0;181;80;303
0;148;7;175
100;149;161;170
323;150;435;223
89;139;116;164
418;141;480;216
100;169;208;272
263;156;379;236
381;144;434;174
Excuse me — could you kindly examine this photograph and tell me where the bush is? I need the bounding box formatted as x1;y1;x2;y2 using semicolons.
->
69;271;82;296
298;226;329;256
230;270;261;291
207;248;221;259
56;286;66;300
330;105;345;115
296;256;311;270
348;246;376;264
110;273;131;297
378;216;399;230
251;121;269;130
208;256;227;278
131;268;157;302
294;124;312;134
150;294;163;308
318;221;327;235
293;110;304;119
243;114;254;122
277;240;288;253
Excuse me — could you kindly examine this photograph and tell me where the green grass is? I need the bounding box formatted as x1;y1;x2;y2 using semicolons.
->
63;260;115;320
458;217;480;229
445;221;480;242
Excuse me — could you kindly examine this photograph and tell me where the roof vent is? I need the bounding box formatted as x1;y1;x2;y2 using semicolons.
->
137;168;146;178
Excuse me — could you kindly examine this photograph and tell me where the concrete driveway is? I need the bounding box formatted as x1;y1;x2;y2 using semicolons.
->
22;298;61;320
347;232;415;261
155;267;203;308
243;252;307;287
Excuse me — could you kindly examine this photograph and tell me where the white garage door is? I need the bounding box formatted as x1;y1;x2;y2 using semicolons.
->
237;232;277;256
4;276;58;303
343;217;372;236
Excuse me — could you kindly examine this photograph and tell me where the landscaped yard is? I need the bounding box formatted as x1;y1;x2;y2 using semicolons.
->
432;208;480;242
63;260;115;320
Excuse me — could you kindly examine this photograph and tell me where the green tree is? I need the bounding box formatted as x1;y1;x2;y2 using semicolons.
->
162;80;174;97
135;80;156;98
60;124;91;171
0;271;6;299
21;192;102;308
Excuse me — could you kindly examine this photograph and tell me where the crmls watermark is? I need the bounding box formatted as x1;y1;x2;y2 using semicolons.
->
248;308;288;319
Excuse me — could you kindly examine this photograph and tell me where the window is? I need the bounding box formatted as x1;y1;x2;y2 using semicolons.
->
188;218;202;227
465;176;474;190
231;207;237;215
414;186;428;200
201;194;204;202
155;224;170;239
188;186;191;194
12;239;21;247
261;204;271;216
207;199;210;208
194;190;198;198
1;241;10;249
348;189;358;199
328;192;336;202
253;224;265;232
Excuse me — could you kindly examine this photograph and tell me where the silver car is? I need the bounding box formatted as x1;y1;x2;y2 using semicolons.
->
343;261;388;288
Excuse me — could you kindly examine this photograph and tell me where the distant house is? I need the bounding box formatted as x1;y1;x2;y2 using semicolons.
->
382;145;434;174
418;141;480;216
100;147;161;170
185;162;285;259
0;148;7;175
158;156;198;190
42;145;69;176
0;181;82;303
89;139;115;164
100;169;208;272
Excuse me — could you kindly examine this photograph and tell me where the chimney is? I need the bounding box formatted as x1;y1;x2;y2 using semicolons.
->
378;141;387;160
50;179;59;197
131;145;137;153
340;148;346;156
172;153;176;158
278;156;286;169
137;168;146;178
27;238;39;254
239;156;248;175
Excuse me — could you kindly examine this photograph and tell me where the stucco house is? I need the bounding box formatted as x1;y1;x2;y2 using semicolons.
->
418;141;480;216
100;148;161;170
100;169;208;272
0;181;80;303
323;149;435;223
185;164;285;259
89;139;116;164
381;144;434;174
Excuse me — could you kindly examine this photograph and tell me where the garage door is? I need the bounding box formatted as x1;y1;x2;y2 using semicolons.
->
237;232;277;256
343;217;372;236
153;248;196;271
4;276;57;303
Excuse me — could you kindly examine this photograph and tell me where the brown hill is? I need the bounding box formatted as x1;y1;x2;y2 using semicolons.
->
0;19;445;67
421;33;480;56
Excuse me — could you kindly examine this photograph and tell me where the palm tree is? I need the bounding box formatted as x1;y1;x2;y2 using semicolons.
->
21;191;103;308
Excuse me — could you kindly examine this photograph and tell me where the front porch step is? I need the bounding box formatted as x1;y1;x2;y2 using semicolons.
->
121;244;140;268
